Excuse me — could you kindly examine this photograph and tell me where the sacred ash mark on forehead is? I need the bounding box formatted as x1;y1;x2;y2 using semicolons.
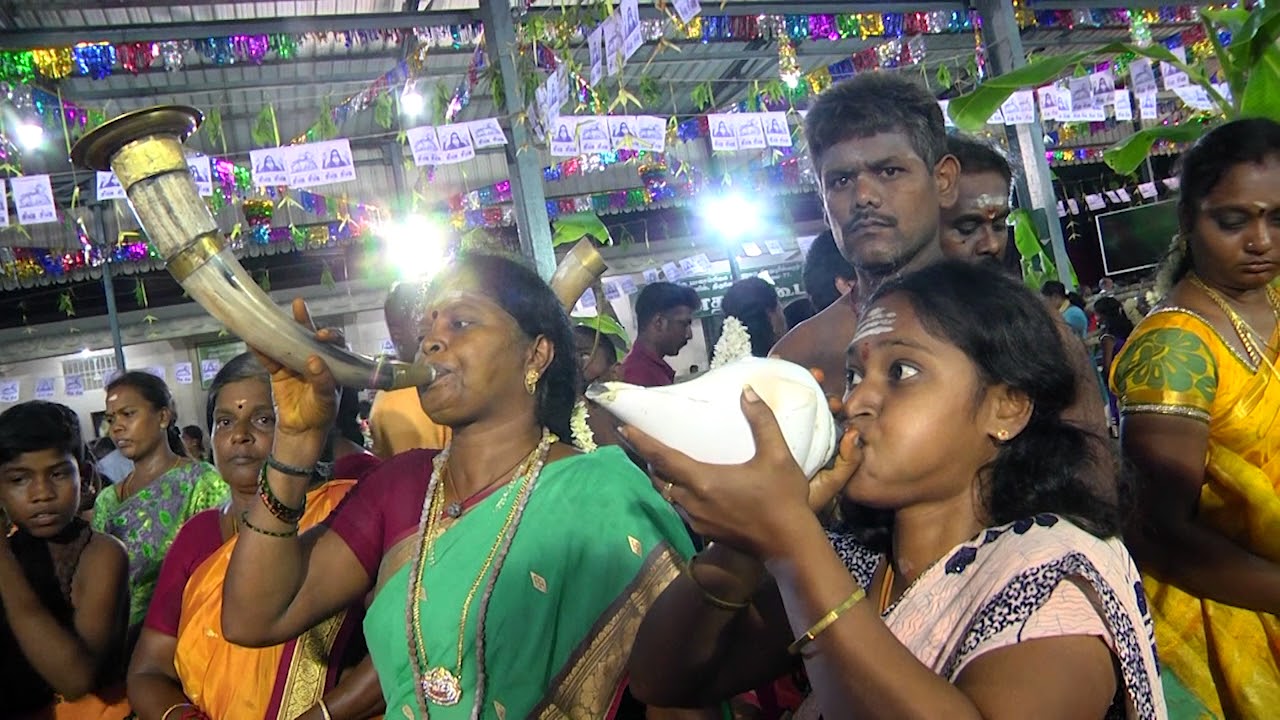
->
970;193;1008;214
851;306;898;346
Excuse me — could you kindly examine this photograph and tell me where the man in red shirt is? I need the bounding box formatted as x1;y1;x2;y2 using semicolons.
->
620;281;699;386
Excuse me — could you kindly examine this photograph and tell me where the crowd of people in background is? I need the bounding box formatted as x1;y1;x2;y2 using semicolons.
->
2;71;1277;720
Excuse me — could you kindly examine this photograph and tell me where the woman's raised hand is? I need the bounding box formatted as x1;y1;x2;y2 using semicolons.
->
622;385;861;559
249;298;339;439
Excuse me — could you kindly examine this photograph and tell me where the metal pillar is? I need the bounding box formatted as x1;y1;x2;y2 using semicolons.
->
480;1;556;280
384;140;408;212
93;204;127;372
973;0;1075;288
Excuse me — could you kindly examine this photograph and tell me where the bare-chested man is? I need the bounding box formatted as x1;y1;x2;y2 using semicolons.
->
939;134;1111;443
772;74;959;397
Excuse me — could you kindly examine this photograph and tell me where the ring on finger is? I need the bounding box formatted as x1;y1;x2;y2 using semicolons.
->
661;481;675;502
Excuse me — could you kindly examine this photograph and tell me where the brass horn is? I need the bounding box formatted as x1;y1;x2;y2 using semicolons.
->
71;106;609;390
549;237;608;311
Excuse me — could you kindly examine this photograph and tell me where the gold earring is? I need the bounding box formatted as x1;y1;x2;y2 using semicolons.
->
525;369;539;395
996;429;1010;441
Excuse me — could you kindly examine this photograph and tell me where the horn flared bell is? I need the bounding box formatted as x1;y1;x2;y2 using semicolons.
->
71;105;611;390
71;105;433;390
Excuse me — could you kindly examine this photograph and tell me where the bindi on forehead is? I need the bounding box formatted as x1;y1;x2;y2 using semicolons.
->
851;306;898;346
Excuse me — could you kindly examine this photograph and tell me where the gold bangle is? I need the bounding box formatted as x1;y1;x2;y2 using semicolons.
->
787;587;867;655
318;699;333;720
686;554;750;611
161;704;194;720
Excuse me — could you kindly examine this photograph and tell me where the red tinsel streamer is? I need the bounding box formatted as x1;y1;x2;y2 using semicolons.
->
905;12;928;36
117;42;154;74
729;15;759;39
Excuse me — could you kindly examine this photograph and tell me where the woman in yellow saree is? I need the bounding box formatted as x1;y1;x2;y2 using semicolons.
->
127;353;383;720
1111;118;1280;720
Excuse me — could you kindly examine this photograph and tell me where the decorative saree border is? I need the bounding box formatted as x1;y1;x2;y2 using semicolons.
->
1119;401;1211;423
530;543;683;720
1155;306;1259;372
373;532;420;599
276;610;347;720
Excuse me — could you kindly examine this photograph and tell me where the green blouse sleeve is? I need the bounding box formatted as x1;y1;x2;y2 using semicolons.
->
1112;324;1219;423
181;463;229;523
90;485;118;532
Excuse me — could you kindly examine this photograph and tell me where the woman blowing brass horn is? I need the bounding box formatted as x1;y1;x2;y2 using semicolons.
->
221;252;696;719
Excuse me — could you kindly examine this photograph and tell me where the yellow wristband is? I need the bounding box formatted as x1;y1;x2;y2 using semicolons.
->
787;587;867;655
318;699;333;720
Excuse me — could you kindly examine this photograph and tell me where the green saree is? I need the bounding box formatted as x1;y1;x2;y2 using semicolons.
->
361;447;693;720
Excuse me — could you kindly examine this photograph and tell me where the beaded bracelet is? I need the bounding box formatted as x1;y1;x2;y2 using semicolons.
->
240;511;300;538
686;554;751;611
266;453;315;477
787;587;866;655
257;465;305;524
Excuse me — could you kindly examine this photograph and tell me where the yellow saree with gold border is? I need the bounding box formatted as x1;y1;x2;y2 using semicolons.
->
173;481;356;720
1112;307;1280;719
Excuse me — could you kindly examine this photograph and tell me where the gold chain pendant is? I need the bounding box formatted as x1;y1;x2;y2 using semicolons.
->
423;666;463;706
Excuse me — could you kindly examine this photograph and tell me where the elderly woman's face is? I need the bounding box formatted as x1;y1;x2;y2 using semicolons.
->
416;270;542;427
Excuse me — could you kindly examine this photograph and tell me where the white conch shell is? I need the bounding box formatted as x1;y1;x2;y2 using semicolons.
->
587;357;837;478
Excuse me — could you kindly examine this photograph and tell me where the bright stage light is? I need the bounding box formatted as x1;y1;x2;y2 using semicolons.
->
15;122;43;150
379;215;449;280
400;85;425;117
700;193;762;240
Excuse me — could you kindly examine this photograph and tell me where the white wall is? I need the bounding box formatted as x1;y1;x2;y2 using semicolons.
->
0;310;399;443
342;309;395;359
0;339;207;442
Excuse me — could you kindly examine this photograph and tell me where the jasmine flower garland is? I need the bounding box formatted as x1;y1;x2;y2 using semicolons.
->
570;398;597;452
710;316;753;369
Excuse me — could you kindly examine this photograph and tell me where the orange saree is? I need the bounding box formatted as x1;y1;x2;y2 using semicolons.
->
172;481;357;719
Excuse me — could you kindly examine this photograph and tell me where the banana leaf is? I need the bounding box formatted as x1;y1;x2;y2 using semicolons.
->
552;212;611;247
374;92;395;130
1101;121;1209;176
1219;5;1280;74
948;49;1097;131
251;105;279;148
315;97;339;140
1010;208;1055;289
1009;208;1046;263
572;313;629;360
203;108;225;153
1241;43;1280;120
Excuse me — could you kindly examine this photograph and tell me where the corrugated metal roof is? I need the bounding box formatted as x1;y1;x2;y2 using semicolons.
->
0;1;1194;252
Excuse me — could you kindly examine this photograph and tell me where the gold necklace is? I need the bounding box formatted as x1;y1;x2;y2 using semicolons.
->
405;430;553;712
1189;275;1280;367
